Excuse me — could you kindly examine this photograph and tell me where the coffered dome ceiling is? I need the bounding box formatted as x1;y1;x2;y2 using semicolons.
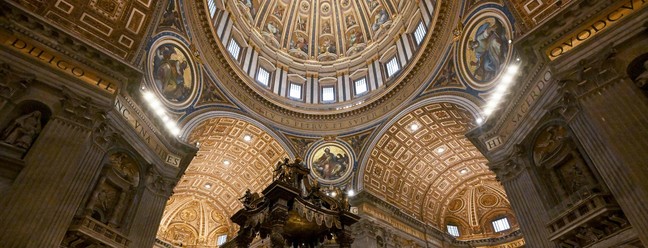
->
199;0;453;120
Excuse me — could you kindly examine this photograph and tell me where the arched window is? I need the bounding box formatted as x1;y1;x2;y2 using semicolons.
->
446;224;460;237
491;217;510;232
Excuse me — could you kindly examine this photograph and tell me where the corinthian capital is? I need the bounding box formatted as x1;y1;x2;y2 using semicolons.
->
0;63;34;100
489;144;527;182
58;87;105;128
145;166;177;197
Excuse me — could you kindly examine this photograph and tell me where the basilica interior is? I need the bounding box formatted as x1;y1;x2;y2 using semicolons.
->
0;0;647;247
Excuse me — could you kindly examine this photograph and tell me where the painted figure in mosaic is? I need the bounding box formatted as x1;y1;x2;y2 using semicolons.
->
346;15;356;27
320;38;336;54
323;20;331;34
367;0;379;11
1;111;42;149
267;21;281;41
292;36;309;53
313;148;349;179
348;29;362;47
273;5;284;19
154;45;190;102
296;16;307;31
468;19;508;82
372;9;389;31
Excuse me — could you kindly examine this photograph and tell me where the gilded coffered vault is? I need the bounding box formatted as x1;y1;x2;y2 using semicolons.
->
360;102;504;229
7;0;160;61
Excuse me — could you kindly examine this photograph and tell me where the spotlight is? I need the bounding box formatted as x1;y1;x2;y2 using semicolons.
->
507;64;520;75
476;117;484;124
223;160;231;166
459;169;468;174
143;91;155;101
410;123;420;131
348;189;355;197
436;147;446;154
243;135;252;142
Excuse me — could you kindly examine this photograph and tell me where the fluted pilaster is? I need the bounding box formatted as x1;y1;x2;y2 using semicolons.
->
567;77;648;244
128;166;177;248
502;171;556;247
0;116;106;247
128;186;169;248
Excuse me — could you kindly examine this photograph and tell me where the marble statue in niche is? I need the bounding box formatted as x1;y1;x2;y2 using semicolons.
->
153;44;193;102
97;185;118;214
1;111;42;149
465;17;508;83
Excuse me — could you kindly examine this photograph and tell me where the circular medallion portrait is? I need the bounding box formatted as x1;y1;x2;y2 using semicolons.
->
308;142;354;184
459;11;512;90
148;39;197;107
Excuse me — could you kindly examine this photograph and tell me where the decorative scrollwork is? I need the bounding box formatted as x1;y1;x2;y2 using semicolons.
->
0;63;34;100
146;166;176;197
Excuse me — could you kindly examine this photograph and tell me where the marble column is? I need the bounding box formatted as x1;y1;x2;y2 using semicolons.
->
128;166;176;248
501;171;555;247
489;148;556;248
0;103;110;247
